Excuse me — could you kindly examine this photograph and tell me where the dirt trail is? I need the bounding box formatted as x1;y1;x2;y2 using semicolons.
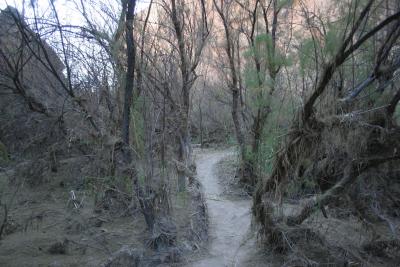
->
189;149;255;267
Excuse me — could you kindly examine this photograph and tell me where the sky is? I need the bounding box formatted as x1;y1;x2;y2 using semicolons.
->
0;0;151;82
0;0;150;25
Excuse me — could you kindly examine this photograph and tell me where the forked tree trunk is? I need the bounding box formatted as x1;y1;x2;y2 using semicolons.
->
213;0;246;164
170;0;203;192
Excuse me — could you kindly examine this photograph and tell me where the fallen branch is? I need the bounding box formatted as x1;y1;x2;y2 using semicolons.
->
341;75;376;102
286;155;400;226
342;55;400;102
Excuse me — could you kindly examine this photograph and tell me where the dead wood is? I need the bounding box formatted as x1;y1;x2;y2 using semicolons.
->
287;155;400;226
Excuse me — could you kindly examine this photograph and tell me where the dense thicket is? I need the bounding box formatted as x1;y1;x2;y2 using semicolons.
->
1;0;400;265
252;0;400;265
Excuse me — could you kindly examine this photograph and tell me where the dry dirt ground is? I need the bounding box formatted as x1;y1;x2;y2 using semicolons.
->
0;166;204;266
0;178;143;266
4;148;393;266
0;148;259;267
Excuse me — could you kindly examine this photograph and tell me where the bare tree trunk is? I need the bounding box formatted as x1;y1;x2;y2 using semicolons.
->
213;0;246;163
170;0;208;191
232;88;246;161
171;0;190;192
199;101;204;148
121;0;137;149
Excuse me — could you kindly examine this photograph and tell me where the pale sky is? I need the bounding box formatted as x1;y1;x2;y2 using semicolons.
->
0;0;151;82
0;0;150;25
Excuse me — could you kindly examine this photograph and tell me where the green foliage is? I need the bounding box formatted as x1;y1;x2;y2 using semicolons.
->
241;31;296;175
277;0;294;10
324;24;341;57
226;134;237;146
176;190;189;207
243;33;291;110
243;65;261;90
395;105;400;125
259;132;281;175
137;172;146;187
255;34;272;56
254;34;291;71
244;34;291;80
298;38;316;76
257;96;296;175
243;145;256;164
0;141;8;162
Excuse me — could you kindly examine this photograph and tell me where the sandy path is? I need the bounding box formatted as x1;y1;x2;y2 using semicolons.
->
189;149;255;267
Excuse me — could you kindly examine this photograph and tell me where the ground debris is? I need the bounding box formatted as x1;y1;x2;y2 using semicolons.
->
103;246;142;267
47;239;69;255
363;239;400;259
146;217;177;250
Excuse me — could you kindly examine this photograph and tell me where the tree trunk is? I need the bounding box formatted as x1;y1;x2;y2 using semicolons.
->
213;0;246;164
177;122;191;192
249;0;278;177
171;0;194;192
199;101;204;148
121;0;137;149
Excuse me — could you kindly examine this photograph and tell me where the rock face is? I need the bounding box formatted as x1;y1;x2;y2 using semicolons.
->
0;6;68;157
0;6;110;186
0;5;109;157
